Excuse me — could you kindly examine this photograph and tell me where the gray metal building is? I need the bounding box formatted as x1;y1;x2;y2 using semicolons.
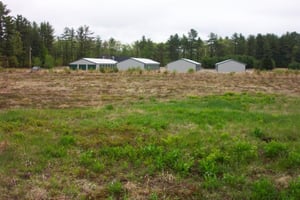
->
117;58;160;71
167;58;201;72
69;58;117;70
215;59;246;72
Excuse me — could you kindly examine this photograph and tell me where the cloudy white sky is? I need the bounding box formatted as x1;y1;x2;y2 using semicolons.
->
5;0;300;44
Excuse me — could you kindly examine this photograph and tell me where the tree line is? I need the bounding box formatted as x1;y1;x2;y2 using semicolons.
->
1;1;300;69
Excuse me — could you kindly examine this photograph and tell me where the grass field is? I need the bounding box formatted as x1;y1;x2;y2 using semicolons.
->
0;69;300;199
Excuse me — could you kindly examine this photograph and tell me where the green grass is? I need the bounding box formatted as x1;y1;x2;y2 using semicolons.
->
0;93;299;199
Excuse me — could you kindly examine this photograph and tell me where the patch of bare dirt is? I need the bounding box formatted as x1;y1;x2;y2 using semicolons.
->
0;69;299;109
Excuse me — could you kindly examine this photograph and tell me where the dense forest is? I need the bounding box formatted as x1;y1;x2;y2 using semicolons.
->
1;1;300;69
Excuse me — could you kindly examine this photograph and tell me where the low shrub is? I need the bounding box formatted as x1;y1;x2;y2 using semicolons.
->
252;178;278;200
288;62;300;70
286;151;300;168
263;141;288;158
252;128;265;139
59;135;76;146
187;68;195;73
43;146;66;158
108;180;123;197
231;141;257;163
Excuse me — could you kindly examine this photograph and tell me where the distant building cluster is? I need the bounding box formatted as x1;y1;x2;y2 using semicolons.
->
69;57;246;73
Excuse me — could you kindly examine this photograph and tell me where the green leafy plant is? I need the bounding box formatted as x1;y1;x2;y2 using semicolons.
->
252;178;278;200
263;141;288;158
108;180;123;197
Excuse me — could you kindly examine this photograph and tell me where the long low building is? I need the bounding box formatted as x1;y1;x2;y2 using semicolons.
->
69;58;117;70
117;57;160;71
167;58;201;72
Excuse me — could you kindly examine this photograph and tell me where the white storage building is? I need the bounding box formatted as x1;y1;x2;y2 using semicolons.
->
215;59;246;72
69;58;117;70
167;58;201;72
117;58;160;71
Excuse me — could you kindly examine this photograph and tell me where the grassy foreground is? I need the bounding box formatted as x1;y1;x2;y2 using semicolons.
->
0;93;300;199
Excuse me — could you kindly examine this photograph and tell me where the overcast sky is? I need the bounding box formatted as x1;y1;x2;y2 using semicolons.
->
5;0;300;44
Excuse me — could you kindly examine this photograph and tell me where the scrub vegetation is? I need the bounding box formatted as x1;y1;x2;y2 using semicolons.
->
0;69;299;199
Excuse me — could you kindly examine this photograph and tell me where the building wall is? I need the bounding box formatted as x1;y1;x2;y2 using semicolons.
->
69;59;116;70
167;60;199;72
69;59;93;70
117;59;145;70
217;61;246;72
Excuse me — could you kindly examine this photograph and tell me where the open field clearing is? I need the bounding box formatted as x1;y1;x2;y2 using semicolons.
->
0;69;299;109
0;69;300;199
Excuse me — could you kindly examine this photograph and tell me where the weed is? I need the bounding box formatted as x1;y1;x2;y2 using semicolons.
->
108;180;123;197
59;135;76;146
252;127;265;139
202;175;220;190
43;146;66;158
126;67;143;74
286;151;300;168
79;150;104;173
283;178;300;199
222;173;246;187
79;150;96;166
251;178;278;200
231;141;257;163
188;68;195;73
263;141;288;158
105;104;114;110
92;161;105;173
149;192;159;200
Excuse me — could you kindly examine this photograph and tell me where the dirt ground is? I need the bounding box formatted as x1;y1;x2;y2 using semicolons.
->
0;68;299;109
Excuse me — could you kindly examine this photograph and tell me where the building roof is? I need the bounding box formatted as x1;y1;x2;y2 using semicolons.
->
83;58;117;64
181;58;201;65
131;57;160;65
70;58;117;65
215;59;246;66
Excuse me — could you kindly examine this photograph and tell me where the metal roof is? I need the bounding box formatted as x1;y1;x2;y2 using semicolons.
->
215;59;246;66
180;58;201;65
70;58;117;65
83;58;117;64
131;58;160;65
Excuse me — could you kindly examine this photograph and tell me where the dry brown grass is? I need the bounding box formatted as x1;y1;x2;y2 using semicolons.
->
0;69;299;109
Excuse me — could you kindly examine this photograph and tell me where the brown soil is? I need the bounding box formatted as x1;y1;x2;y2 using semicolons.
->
0;69;299;109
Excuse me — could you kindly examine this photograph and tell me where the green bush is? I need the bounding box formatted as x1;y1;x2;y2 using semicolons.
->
8;56;19;67
252;128;265;139
252;178;278;200
43;146;66;158
263;141;288;158
44;54;55;68
231;141;257;163
260;57;275;70
284;178;300;199
286;151;300;168
79;150;96;166
126;67;143;74
288;62;300;70
105;104;114;110
188;68;195;73
33;57;42;66
108;180;123;196
59;135;76;146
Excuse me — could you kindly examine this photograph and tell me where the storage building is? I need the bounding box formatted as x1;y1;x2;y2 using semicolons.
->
215;59;246;72
167;58;201;72
117;58;160;71
69;58;117;70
